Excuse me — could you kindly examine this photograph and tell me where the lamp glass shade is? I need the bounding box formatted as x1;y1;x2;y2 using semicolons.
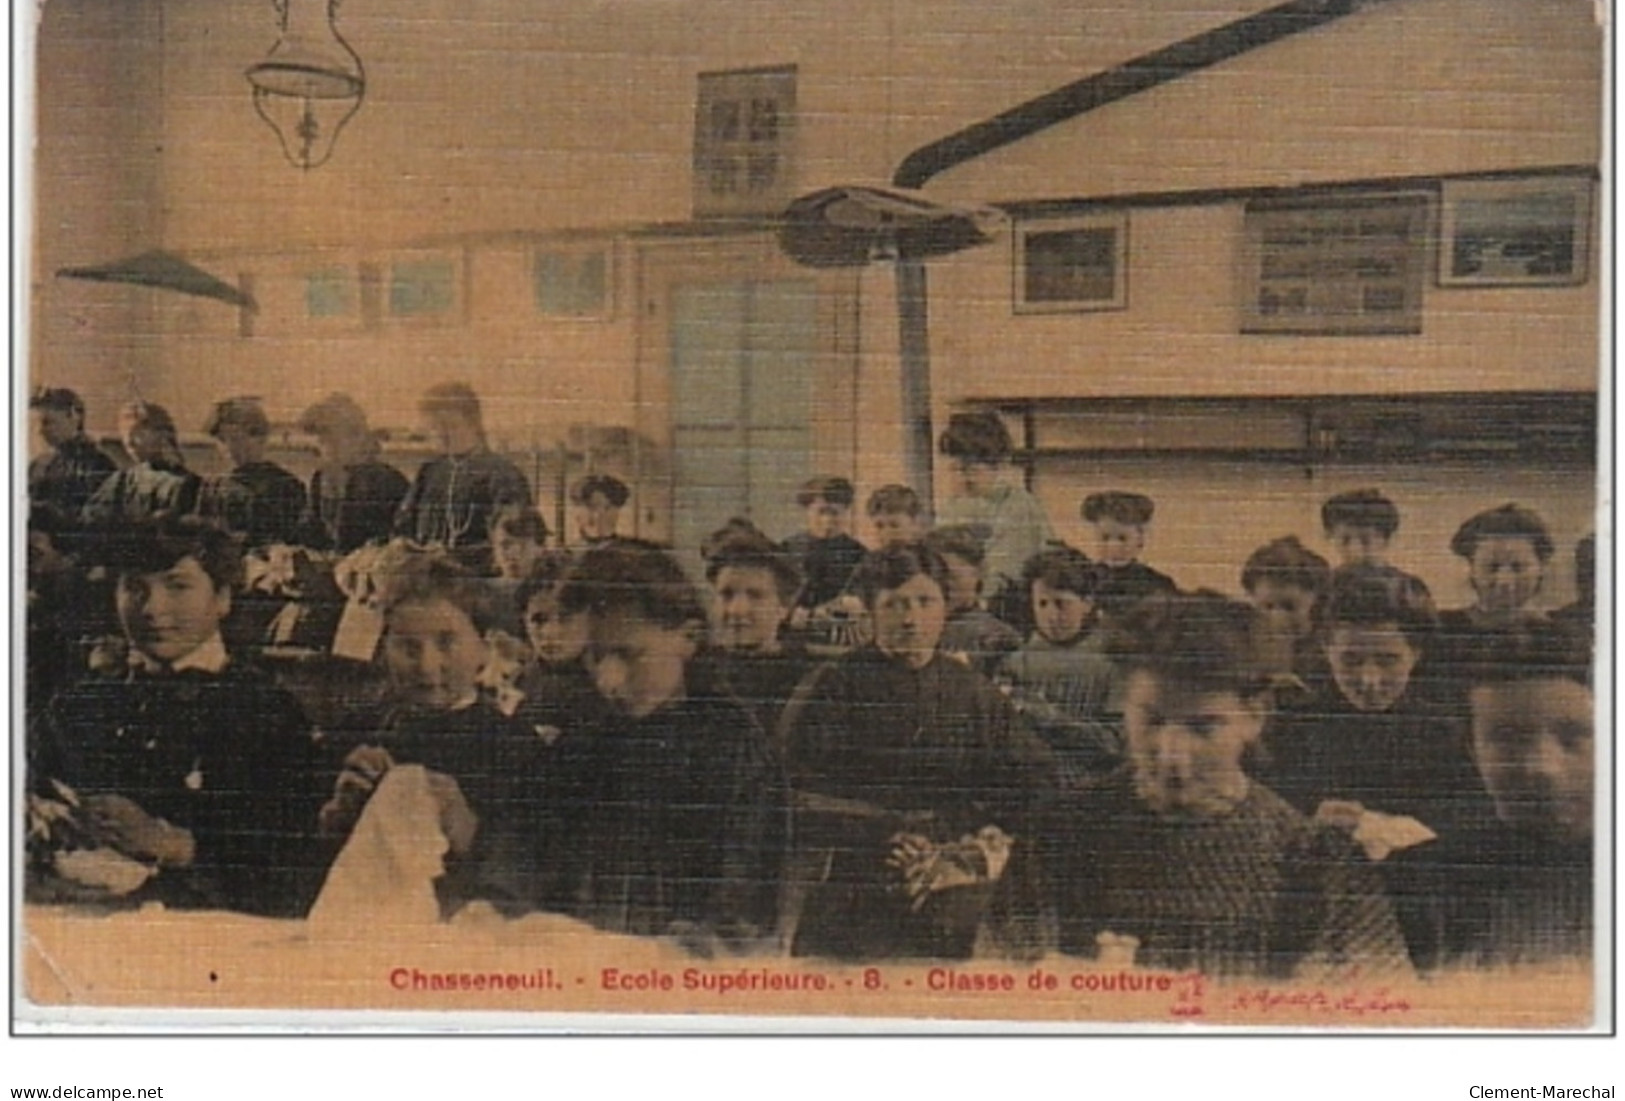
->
245;0;365;169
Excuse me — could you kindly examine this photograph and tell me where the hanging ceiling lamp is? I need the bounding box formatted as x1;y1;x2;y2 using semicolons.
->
245;0;365;170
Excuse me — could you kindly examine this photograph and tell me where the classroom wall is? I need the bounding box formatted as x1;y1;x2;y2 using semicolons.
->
912;0;1601;592
29;0;166;426
26;0;1604;558
146;241;639;447
30;0;1419;424
928;0;1601;204
141;0;1299;253
927;198;1601;406
923;0;1602;409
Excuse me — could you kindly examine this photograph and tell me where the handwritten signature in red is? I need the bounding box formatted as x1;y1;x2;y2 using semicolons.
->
1226;986;1412;1016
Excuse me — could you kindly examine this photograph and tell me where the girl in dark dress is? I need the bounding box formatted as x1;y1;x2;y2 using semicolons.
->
1433;504;1557;716
1046;592;1410;980
1241;535;1332;697
319;554;551;916
199;397;308;549
1385;620;1594;970
512;550;603;746
548;541;782;948
28;517;330;918
394;382;533;572
80;402;201;526
702;525;816;742
1079;491;1177;625
782;476;866;616
295;393;410;553
780;544;1058;961
1255;565;1493;856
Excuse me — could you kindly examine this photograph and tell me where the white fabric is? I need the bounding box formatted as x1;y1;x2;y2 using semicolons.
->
330;599;385;662
1351;809;1438;862
307;765;450;933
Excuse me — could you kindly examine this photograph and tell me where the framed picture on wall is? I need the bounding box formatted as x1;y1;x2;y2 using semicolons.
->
385;250;466;324
1438;175;1594;287
534;243;614;320
302;263;365;329
1240;193;1428;335
693;65;798;219
1013;212;1128;314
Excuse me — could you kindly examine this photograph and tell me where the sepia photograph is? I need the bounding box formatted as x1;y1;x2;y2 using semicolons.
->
11;0;1610;1041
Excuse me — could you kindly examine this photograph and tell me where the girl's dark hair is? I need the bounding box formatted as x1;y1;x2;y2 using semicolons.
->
95;514;244;592
1081;490;1155;526
849;543;950;609
795;476;855;509
298;393;382;460
704;529;804;605
922;524;988;568
1321;488;1400;538
570;473;631;508
381;553;497;634
700;517;768;561
937;411;1012;464
866;483;923;518
1318;564;1437;648
514;550;577;612
1450;503;1555;563
557;540;706;629
1022;545;1099;601
493;505;549;544
1107;590;1271;701
1463;619;1593;690
1241;536;1332;597
120;400;180;444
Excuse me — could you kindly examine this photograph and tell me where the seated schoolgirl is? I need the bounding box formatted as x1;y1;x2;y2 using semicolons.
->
925;525;1023;676
997;545;1120;784
511;550;601;746
866;484;927;550
569;473;631;548
318;553;553;916
80;402;201;527
479;505;553;640
1240;535;1332;698
392;382;534;573
1253;564;1492;859
779;543;1058;961
782;476;867;616
1385;620;1594;969
1079;490;1177;625
27;516;330;918
1432;503;1558;716
1320;488;1400;569
703;526;817;740
550;540;783;947
1044;592;1411;979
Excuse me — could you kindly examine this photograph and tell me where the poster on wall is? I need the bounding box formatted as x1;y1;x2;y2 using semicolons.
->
16;0;1607;1045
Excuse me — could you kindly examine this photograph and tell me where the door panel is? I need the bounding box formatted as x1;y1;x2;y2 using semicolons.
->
669;276;819;556
745;281;817;428
672;426;747;563
671;284;747;427
636;235;858;553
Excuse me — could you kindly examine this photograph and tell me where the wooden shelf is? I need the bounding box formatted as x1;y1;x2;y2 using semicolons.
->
964;391;1597;469
1021;447;1315;464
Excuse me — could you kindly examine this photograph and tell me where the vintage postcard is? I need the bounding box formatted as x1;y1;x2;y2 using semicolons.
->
14;0;1609;1033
